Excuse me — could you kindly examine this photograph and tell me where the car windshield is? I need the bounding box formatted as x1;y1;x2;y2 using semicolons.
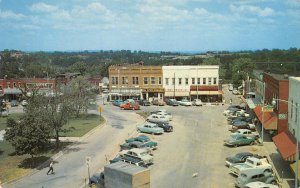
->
182;99;188;102
140;152;148;156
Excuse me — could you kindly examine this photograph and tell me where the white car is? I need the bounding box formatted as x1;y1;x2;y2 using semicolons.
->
178;99;192;106
146;114;169;123
231;129;259;139
119;148;154;165
245;182;279;188
156;112;172;121
192;99;203;106
21;100;28;106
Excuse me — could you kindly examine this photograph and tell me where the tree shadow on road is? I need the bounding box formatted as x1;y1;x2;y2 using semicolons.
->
111;124;124;129
18;156;51;169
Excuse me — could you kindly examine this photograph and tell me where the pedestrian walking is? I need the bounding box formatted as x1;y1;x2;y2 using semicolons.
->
47;161;54;175
230;98;232;105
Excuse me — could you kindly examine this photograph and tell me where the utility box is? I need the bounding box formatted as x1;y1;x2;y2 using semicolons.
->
104;161;150;188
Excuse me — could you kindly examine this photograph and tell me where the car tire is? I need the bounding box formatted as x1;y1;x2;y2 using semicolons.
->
264;169;271;174
234;144;238;148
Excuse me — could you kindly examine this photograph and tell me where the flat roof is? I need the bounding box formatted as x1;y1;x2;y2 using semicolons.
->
105;161;148;175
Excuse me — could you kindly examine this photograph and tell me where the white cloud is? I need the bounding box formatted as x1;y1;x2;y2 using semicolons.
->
286;0;300;7
30;3;59;13
194;8;208;15
0;10;26;20
230;4;275;17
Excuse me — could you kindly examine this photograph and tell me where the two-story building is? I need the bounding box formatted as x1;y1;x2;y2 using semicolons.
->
108;65;164;101
162;65;222;102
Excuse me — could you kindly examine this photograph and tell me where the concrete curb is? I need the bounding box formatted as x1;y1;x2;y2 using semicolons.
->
2;118;107;187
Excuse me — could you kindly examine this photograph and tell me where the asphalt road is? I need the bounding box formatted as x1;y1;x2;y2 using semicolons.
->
3;101;144;188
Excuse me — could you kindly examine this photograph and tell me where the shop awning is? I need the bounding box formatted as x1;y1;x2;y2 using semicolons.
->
190;91;224;95
272;130;296;161
4;88;22;94
253;106;277;130
290;162;300;181
246;98;263;109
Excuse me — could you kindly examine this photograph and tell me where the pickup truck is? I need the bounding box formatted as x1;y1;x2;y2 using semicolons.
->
230;156;272;176
120;99;140;110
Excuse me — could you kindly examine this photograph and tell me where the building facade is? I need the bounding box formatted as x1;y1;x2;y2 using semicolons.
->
108;65;164;101
162;65;222;102
288;77;300;140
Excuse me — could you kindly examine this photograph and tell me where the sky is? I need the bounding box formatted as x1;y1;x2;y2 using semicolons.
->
0;0;300;52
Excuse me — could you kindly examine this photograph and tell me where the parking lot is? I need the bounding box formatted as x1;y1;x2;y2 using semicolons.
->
131;103;268;188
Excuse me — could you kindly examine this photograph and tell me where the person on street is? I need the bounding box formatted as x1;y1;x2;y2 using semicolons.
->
47;161;54;175
230;98;232;105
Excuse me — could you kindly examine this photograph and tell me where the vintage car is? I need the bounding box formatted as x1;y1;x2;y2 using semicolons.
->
119;148;154;165
230;157;272;176
165;99;179;106
137;122;164;135
229;121;256;132
224;134;256;147
178;99;192;106
244;181;279;188
112;99;124;107
126;135;151;143
146;114;169;123
89;172;105;188
152;99;166;106
156;111;172;121
236;170;277;188
225;152;255;167
231;129;259;139
120;99;140;110
192;99;203;106
139;99;151;106
120;140;157;151
229;116;253;124
109;155;148;168
223;105;244;116
150;109;168;115
155;122;173;132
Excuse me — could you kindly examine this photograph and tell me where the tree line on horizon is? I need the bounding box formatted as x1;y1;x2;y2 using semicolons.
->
0;48;299;83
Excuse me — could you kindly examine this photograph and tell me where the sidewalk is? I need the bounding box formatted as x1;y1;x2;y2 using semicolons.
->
263;141;294;188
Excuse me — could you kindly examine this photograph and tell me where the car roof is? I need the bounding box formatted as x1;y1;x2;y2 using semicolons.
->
130;148;148;153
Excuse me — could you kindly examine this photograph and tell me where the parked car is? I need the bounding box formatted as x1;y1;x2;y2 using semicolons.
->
244;181;279;188
229;116;253;124
21;100;28;106
223;105;244;116
139;99;151;106
225;152;255;167
235;171;277;188
224;134;256;147
178;99;192;106
109;154;148;168
156;111;172;121
137;122;164;135
0;108;9;117
120;141;157;151
230;157;272;177
120;99;140;110
150;109;168;115
10;100;18;107
126;135;151;143
231;129;259;139
192;99;203;106
229;121;256;132
112;99;124;106
89;172;105;188
155;122;173;132
165;98;179;106
119;148;154;165
152;99;165;106
146;114;169;123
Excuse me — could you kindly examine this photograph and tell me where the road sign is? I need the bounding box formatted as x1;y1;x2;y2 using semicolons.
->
98;106;103;113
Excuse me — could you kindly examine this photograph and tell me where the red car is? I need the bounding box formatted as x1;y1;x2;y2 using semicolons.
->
120;99;140;110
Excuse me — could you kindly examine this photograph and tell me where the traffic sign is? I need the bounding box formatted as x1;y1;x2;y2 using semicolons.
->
98;106;103;112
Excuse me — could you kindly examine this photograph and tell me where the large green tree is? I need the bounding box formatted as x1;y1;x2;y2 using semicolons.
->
231;58;256;87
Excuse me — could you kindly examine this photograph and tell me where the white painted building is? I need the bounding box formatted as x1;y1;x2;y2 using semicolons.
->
162;65;222;102
288;77;300;139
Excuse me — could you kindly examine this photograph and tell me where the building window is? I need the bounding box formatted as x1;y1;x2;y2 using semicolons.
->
13;82;17;88
185;78;188;85
203;78;206;85
144;77;149;85
132;77;139;85
7;82;10;88
192;78;195;85
151;77;155;85
165;78;169;85
0;86;2;90
112;77;118;85
213;78;217;85
158;77;162;85
208;78;212;85
179;78;182;85
122;77;128;84
197;78;200;85
296;103;298;123
172;78;175;85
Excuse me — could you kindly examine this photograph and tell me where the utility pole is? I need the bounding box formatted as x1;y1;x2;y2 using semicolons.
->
173;72;175;99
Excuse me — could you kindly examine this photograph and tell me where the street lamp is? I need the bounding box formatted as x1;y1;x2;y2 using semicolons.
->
272;98;299;188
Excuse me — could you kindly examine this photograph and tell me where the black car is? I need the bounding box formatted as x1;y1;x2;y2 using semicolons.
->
109;154;148;168
89;172;104;188
165;99;179;106
155;122;173;132
225;152;254;167
139;99;151;106
231;121;251;131
230;117;253;124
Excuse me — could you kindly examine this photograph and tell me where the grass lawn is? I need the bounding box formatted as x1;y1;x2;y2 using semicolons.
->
0;113;24;130
61;113;104;137
0;113;105;183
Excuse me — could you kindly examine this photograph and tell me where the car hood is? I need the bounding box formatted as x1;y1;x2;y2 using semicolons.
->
226;156;240;163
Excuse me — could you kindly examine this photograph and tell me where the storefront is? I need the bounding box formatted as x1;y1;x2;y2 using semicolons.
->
142;88;164;101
